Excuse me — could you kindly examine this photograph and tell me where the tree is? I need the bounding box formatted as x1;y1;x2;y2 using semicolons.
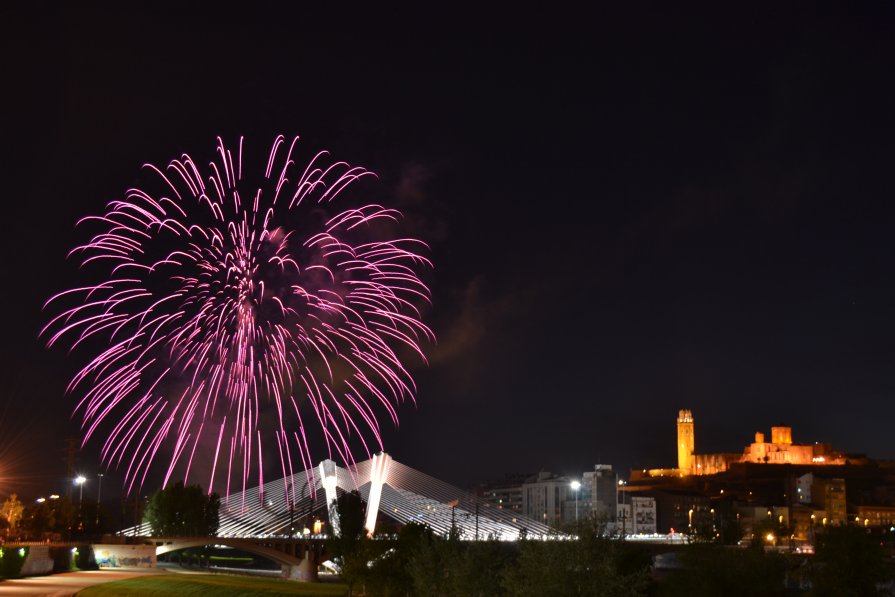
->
143;481;220;536
0;494;24;537
502;518;652;597
326;490;370;596
366;522;432;596
20;500;56;538
19;496;77;540
659;544;786;597
410;533;515;597
406;524;466;596
811;525;892;597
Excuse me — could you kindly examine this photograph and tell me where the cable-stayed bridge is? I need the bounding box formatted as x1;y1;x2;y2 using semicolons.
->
126;453;552;580
214;453;550;540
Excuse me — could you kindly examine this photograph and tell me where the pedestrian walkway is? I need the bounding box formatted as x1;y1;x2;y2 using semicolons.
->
0;566;163;596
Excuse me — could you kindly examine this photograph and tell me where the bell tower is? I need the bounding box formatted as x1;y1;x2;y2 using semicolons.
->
677;409;695;474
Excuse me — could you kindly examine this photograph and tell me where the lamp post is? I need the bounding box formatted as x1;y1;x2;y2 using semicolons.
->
75;475;86;513
570;480;581;524
96;473;104;526
618;479;628;537
288;479;295;539
475;499;480;541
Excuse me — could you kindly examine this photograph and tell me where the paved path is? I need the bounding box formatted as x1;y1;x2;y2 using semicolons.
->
0;566;164;596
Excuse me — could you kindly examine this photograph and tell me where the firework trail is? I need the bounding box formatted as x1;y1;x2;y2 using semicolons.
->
43;136;433;503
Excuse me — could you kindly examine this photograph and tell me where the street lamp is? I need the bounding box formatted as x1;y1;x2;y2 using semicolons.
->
75;475;86;513
617;479;629;537
288;479;295;539
570;480;581;523
96;473;104;525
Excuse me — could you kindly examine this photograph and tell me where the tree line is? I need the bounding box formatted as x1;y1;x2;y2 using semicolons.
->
0;480;220;541
0;493;106;540
327;491;895;597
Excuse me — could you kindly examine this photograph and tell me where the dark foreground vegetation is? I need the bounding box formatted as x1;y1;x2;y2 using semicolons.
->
327;493;895;596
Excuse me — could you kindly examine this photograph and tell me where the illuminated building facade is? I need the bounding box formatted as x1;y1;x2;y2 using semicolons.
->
817;477;847;525
856;505;895;528
677;409;695;473
643;410;849;478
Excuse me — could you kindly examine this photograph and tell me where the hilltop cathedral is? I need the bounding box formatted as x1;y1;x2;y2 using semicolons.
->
642;409;849;478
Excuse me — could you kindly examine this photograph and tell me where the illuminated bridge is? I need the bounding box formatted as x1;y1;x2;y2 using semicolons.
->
132;453;551;541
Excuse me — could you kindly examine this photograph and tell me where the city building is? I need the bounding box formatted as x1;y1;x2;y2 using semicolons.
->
489;466;627;529
477;473;527;514
794;472;846;525
480;410;895;540
855;505;895;528
565;472;595;524
645;490;710;534
522;472;572;527
610;487;658;535
791;504;825;543
636;409;851;479
738;505;790;534
587;464;618;520
630;496;657;534
796;472;814;503
816;477;847;525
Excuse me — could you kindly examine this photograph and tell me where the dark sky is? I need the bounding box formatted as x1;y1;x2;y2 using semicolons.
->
4;3;895;501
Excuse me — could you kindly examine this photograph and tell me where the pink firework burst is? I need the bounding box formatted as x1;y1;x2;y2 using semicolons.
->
43;136;433;501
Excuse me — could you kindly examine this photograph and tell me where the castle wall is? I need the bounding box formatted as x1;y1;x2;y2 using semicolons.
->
691;453;741;475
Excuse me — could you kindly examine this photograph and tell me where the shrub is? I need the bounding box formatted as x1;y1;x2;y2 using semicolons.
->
0;546;28;579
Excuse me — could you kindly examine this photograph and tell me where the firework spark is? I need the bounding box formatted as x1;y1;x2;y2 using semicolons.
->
43;136;433;502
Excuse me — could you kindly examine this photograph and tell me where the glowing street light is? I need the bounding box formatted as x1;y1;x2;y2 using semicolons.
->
74;475;87;512
617;479;628;536
570;480;581;523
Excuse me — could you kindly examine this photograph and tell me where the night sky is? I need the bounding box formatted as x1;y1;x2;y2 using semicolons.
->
4;4;895;502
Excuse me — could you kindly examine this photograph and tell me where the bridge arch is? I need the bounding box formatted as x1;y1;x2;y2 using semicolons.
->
150;536;324;580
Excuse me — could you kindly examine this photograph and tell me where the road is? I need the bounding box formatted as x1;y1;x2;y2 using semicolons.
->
0;566;164;596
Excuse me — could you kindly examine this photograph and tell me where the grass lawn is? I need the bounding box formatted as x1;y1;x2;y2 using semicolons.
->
76;573;348;596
